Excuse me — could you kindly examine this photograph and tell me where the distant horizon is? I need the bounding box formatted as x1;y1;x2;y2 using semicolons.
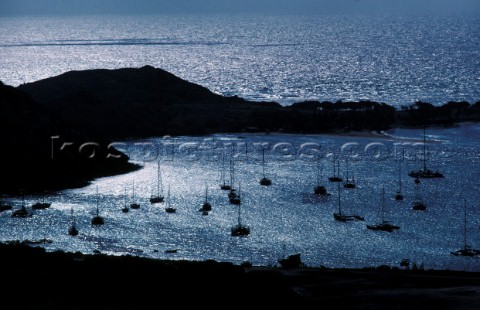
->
1;0;479;16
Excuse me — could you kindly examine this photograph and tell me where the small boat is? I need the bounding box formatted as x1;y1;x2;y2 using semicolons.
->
278;253;302;269
199;185;212;212
121;187;129;213
11;195;32;218
408;127;444;179
259;148;272;186
343;159;356;189
451;199;480;257
328;160;343;182
333;182;364;222
231;187;250;237
68;208;79;236
229;184;241;205
314;157;329;196
11;205;32;218
220;153;232;190
412;179;426;211
366;187;400;232
165;185;176;213
31;192;51;210
91;186;105;225
150;161;165;204
395;150;404;200
228;159;241;204
130;180;140;209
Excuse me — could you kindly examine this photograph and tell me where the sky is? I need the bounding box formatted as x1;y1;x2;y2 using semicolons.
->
1;0;479;16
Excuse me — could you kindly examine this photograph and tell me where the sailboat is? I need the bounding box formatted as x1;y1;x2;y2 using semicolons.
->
150;161;165;204
314;157;329;196
231;186;250;236
11;193;32;218
68;208;79;236
408;126;444;179
220;153;232;190
366;187;400;232
333;182;364;222
228;159;241;205
343;158;356;189
32;191;51;210
412;178;426;211
199;185;212;214
130;180;140;209
121;187;129;213
395;151;404;200
451;199;480;257
165;185;176;213
91;186;105;225
328;160;343;182
259;148;272;186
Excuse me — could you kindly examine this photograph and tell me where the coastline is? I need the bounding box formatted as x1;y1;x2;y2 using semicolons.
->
2;241;480;309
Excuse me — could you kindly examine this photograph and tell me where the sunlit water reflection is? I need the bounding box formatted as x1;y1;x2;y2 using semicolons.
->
1;124;480;270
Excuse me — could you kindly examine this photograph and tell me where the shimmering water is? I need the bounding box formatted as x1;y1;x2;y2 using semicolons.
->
0;13;479;106
1;124;480;271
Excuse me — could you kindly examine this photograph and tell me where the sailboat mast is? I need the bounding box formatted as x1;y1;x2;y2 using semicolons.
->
381;187;385;223
337;182;341;215
132;180;135;201
399;150;404;192
463;198;467;249
157;161;160;196
345;158;349;181
423;126;427;171
316;156;321;186
96;186;99;217
237;185;242;225
262;148;266;178
230;158;235;188
167;184;171;208
221;153;225;185
124;187;127;208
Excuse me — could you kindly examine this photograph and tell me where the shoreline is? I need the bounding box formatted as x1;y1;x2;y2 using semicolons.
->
2;241;480;309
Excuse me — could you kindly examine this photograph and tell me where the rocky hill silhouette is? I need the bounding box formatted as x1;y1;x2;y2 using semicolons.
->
0;81;138;194
4;65;479;193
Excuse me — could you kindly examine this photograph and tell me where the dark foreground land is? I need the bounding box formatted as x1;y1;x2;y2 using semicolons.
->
2;242;479;309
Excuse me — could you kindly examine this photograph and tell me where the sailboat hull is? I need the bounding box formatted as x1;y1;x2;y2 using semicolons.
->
150;196;164;204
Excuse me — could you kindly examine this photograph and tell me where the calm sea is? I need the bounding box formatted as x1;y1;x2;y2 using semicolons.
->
1;14;480;271
1;125;480;271
0;13;479;106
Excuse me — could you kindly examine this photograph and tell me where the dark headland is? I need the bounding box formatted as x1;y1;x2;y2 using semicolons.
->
3;65;480;193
